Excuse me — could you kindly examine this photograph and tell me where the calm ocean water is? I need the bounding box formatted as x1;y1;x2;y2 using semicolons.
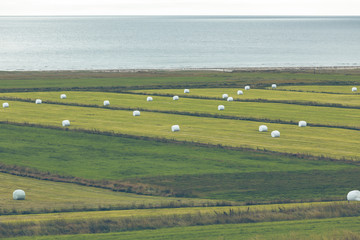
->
0;16;359;70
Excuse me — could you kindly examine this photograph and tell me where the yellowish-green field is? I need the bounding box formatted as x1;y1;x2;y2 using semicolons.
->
277;85;360;94
1;91;360;129
129;87;360;107
0;173;216;213
0;101;359;160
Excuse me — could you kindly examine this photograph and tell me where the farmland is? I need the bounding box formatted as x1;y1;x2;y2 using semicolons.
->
0;69;360;239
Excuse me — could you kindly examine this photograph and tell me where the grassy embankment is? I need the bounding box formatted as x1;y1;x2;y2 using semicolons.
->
277;85;360;94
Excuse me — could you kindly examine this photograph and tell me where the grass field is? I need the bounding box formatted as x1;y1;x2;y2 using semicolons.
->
10;216;360;240
1;70;360;239
130;87;360;107
277;85;360;94
2;91;360;129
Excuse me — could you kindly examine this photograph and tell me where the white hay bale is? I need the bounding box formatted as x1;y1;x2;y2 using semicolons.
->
13;189;25;200
352;87;357;92
3;102;9;108
227;97;233;102
222;94;228;99
347;190;360;201
62;120;70;127
146;96;153;102
184;89;190;93
272;84;277;89
259;125;268;132
218;105;225;110
237;90;243;95
60;94;67;99
173;96;179;100
271;130;280;138
245;86;250;90
171;125;180;132
103;100;110;106
298;121;307;127
35;99;42;104
133;110;140;116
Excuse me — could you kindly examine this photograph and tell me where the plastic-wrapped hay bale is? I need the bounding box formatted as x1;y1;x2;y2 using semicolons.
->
227;97;233;102
171;125;180;132
60;94;67;99
298;121;307;127
103;100;110;106
184;89;190;93
13;189;25;200
35;99;42;104
245;86;250;90
222;94;228;99
62;120;70;127
237;90;243;95
347;190;360;201
147;96;153;102
271;130;280;138
3;102;9;108
352;87;357;92
259;125;268;132
133;110;140;116
218;105;225;110
173;96;179;100
272;84;277;89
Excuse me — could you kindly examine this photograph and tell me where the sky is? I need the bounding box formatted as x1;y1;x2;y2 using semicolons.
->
0;0;359;16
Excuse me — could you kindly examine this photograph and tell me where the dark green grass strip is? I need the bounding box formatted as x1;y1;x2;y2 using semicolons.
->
135;169;360;202
1;96;359;131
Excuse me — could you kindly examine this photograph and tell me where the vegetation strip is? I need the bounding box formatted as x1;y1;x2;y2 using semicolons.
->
0;203;359;238
1;96;359;131
123;91;360;110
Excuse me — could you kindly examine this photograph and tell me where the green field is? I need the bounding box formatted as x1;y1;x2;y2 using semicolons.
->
2;91;360;129
1;70;360;239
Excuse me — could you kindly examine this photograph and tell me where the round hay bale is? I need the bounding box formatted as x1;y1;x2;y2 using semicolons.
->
352;87;357;92
245;86;250;90
171;125;180;132
298;121;307;127
133;110;140;116
347;190;360;201
259;125;268;132
35;99;42;104
60;94;67;99
237;90;243;95
272;84;277;89
222;94;228;99
271;130;280;138
184;89;190;93
3;102;9;108
103;100;110;106
218;105;225;110
13;189;25;200
173;96;179;100
227;97;233;102
62;120;70;127
146;96;153;102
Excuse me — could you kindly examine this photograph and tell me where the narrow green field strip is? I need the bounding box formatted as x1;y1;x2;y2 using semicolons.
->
1;91;360;130
277;85;360;94
0;101;359;160
13;216;360;240
0;201;343;223
130;88;360;108
0;173;211;214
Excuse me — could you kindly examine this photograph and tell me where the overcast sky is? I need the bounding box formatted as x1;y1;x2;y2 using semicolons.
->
0;0;359;16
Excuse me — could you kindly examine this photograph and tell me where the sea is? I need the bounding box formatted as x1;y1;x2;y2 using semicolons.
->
0;16;359;71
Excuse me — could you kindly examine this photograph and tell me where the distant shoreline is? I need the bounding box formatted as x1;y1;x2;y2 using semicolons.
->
2;66;360;73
